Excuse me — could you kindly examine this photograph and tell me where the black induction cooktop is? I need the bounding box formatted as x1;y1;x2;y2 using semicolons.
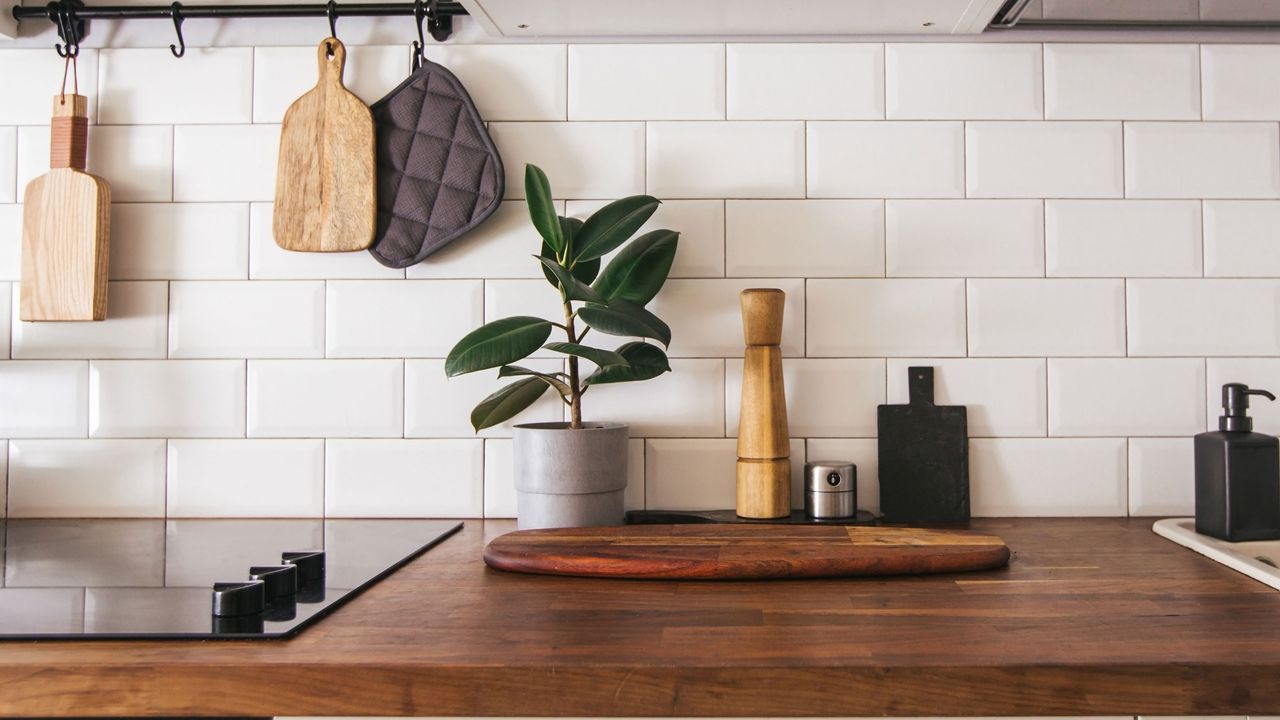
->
0;518;462;640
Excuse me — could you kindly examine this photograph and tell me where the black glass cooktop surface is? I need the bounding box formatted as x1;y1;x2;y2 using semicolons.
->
0;518;462;640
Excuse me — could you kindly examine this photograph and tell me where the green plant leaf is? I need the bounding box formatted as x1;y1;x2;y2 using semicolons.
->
524;164;563;257
578;299;672;347
498;365;572;396
470;377;549;432
586;342;672;385
543;342;629;369
592;229;679;305
540;218;598;287
445;316;553;377
535;255;603;303
573;195;661;262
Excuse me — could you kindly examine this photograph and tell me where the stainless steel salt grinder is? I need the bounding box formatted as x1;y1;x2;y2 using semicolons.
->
804;461;856;520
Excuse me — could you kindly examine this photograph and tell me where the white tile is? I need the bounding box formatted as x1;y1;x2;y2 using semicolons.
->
432;44;567;121
407;200;555;279
253;45;409;124
1125;122;1280;199
0;205;20;280
404;358;564;439
7;440;165;518
727;44;883;120
1049;358;1206;437
248;203;402;279
968;279;1125;357
0;283;9;359
806;438;880;514
650;279;805;357
19;125;174;203
886;44;1042;119
570;44;723;120
1206;358;1280;435
248;360;403;438
806;279;966;357
1045;44;1200;120
726;200;883;278
807;121;964;198
1203;45;1280;120
326;439;483;517
90;360;245;438
167;439;323;517
726;358;884;438
13;281;168;359
970;438;1127;516
1129;438;1195;516
648;122;805;199
582;359;725;438
1205;201;1280;277
99;49;253;124
173;125;280;202
645;438;804;511
886;200;1044;277
0;361;87;438
0;127;14;203
565;199;724;279
886;359;1048;437
966;122;1123;199
110;204;249;280
326;280;482;358
1046;200;1202;277
484;439;517;517
490;122;644;200
624;438;645;511
1129;279;1280;356
169;281;325;359
0;50;99;124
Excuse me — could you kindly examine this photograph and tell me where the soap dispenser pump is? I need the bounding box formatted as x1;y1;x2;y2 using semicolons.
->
1195;383;1280;542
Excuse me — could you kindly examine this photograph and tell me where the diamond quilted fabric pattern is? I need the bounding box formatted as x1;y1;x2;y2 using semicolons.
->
367;59;504;268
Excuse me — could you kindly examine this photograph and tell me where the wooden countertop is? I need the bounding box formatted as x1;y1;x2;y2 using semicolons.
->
2;517;1280;717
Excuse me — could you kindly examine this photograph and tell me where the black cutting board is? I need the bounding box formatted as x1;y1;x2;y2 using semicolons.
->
877;367;969;524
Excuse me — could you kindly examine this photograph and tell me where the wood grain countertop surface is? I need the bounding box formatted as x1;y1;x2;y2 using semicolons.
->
2;517;1279;718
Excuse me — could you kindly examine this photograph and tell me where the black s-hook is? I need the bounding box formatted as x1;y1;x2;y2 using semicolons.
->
325;0;339;56
410;0;426;70
169;2;186;58
51;1;82;58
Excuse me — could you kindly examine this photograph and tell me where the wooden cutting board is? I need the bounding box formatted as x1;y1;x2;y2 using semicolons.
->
484;524;1010;580
273;38;375;253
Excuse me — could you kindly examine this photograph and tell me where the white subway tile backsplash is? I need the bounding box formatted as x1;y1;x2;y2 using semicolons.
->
404;358;564;438
326;280;482;358
650;279;805;357
407;201;553;280
1206;358;1280;434
90;360;245;438
19;125;175;203
169;281;325;358
648;122;805;199
326;439;483;517
0;361;88;438
1202;45;1280;120
433;45;568;121
0;206;18;281
0;50;99;124
1204;201;1280;277
1044;44;1200;120
887;359;1048;437
174;125;280;202
807;279;967;357
567;199;725;279
968;279;1126;357
570;44;724;120
966;122;1123;198
1129;280;1280;356
8;439;166;518
805;438;879;514
808;121;964;198
583;359;725;438
248;360;403;438
1046;201;1202;277
1129;438;1195;516
886;200;1044;277
0;128;15;204
646;438;804;510
99;49;253;124
725;200;883;278
491;122;644;200
726;358;884;438
248;203;401;280
1049;358;1206;436
252;45;406;123
727;44;883;120
970;438;1127;516
167;439;323;517
886;44;1042;119
1125;123;1280;199
13;281;168;359
111;204;250;281
0;283;9;359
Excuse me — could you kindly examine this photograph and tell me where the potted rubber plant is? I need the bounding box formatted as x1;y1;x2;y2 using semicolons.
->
445;164;679;529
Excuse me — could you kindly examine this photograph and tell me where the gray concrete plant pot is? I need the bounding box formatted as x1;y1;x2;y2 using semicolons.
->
512;421;629;530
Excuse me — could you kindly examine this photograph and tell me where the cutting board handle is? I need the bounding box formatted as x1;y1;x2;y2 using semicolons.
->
316;38;349;87
50;94;89;170
908;366;935;405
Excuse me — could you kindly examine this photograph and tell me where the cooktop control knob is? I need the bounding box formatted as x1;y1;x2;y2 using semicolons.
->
282;550;325;584
211;580;266;617
249;564;298;597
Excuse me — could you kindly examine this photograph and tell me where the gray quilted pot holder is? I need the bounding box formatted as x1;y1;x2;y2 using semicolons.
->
368;59;504;268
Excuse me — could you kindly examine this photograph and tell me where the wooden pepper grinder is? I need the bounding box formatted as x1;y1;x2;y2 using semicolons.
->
736;288;791;519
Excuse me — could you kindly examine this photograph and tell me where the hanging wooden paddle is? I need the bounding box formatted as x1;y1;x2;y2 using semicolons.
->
273;38;375;252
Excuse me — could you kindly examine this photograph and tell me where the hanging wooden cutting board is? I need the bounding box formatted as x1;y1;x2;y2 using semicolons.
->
21;94;110;322
484;524;1010;580
273;38;375;252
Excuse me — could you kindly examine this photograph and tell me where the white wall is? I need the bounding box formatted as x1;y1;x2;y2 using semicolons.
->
2;37;1280;520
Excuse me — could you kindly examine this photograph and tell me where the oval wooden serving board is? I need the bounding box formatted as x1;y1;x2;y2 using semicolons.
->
484;524;1010;580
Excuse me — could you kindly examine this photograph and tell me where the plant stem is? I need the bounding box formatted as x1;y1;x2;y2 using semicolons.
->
563;299;583;429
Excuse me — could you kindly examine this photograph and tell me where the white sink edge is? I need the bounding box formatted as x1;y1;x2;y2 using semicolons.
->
1153;517;1280;591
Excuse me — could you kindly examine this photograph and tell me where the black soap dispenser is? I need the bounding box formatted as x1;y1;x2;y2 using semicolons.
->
1195;383;1280;542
